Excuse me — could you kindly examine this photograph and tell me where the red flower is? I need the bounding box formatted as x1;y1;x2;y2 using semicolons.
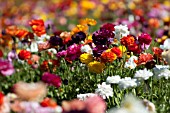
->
152;47;163;56
18;50;31;60
0;92;4;106
138;53;154;65
128;43;141;54
15;29;28;40
40;98;57;108
121;35;135;46
29;19;46;37
0;49;3;57
111;47;122;58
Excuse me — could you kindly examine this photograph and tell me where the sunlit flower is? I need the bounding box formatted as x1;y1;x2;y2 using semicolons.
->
153;65;170;79
13;81;47;102
95;82;113;99
81;44;93;54
106;75;121;84
80;53;93;65
71;25;88;35
101;51;117;63
138;53;154;65
0;59;15;76
124;55;138;69
118;77;138;89
83;18;97;26
88;61;105;74
111;47;122;58
18;50;31;60
121;35;135;46
134;68;153;80
29;19;46;37
114;24;129;41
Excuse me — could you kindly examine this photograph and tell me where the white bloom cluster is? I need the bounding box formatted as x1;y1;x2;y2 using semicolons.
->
153;65;170;79
118;77;137;89
114;24;129;41
27;41;38;53
36;34;50;44
160;38;170;50
77;93;97;100
108;94;149;113
47;48;57;54
80;44;93;54
95;82;113;99
106;75;121;84
124;56;138;69
134;68;153;80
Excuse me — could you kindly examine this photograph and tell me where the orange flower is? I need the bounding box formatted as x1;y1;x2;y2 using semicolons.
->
29;19;46;36
138;53;154;65
40;98;57;108
40;59;60;72
80;18;97;26
5;26;18;36
15;29;28;40
111;47;122;58
152;47;163;56
121;35;135;46
71;25;88;35
133;9;144;16
148;18;160;28
18;50;31;60
101;51;117;63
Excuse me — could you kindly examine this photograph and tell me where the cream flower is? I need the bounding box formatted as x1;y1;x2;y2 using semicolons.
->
124;56;138;69
114;24;129;41
118;77;137;89
134;68;153;80
106;75;121;84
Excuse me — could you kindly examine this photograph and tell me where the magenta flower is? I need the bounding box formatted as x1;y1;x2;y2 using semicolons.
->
138;33;152;50
41;72;62;88
7;50;18;62
0;59;15;76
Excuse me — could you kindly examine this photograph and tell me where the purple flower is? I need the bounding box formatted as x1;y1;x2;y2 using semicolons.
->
49;35;63;46
7;50;18;62
93;45;108;57
0;59;15;76
41;72;62;88
92;28;114;46
56;50;67;58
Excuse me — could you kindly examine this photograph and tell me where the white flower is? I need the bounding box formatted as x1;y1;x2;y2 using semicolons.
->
124;56;138;69
95;82;113;99
153;65;170;79
143;99;156;113
160;38;170;50
118;77;137;89
108;94;149;113
106;75;121;84
77;93;97;100
114;24;129;41
27;41;38;53
35;34;50;44
47;48;57;54
80;44;93;54
134;68;153;80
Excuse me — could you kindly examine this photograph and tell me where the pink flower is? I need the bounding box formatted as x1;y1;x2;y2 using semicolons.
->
0;59;15;76
138;33;152;50
41;72;62;88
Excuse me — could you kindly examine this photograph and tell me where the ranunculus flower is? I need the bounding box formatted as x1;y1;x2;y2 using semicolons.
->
138;53;154;65
111;47;122;58
40;98;57;108
41;72;62;88
13;81;47;102
121;35;135;46
29;19;46;37
101;51;117;63
18;50;31;60
88;61;105;74
80;53;93;64
93;45;108;57
0;59;15;76
128;43;141;54
138;33;152;50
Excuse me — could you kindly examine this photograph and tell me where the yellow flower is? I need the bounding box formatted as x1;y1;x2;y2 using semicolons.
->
88;61;105;74
84;18;97;26
71;25;88;35
80;53;93;64
119;45;127;53
80;1;96;10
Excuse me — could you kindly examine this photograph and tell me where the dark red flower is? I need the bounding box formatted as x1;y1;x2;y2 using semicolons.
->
0;49;3;57
128;43;141;54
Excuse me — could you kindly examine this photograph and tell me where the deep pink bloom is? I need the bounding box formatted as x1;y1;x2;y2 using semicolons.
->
56;50;67;58
138;33;152;45
0;59;15;76
41;72;62;88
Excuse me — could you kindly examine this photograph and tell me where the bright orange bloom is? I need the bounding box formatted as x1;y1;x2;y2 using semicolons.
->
15;29;29;40
148;18;160;28
101;51;117;63
5;26;18;36
71;25;88;35
18;50;31;60
40;98;57;108
138;53;154;65
111;47;122;58
80;18;97;26
133;9;144;16
29;19;46;36
121;35;135;46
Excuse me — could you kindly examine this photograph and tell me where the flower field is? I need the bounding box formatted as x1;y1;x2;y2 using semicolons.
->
0;0;170;113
